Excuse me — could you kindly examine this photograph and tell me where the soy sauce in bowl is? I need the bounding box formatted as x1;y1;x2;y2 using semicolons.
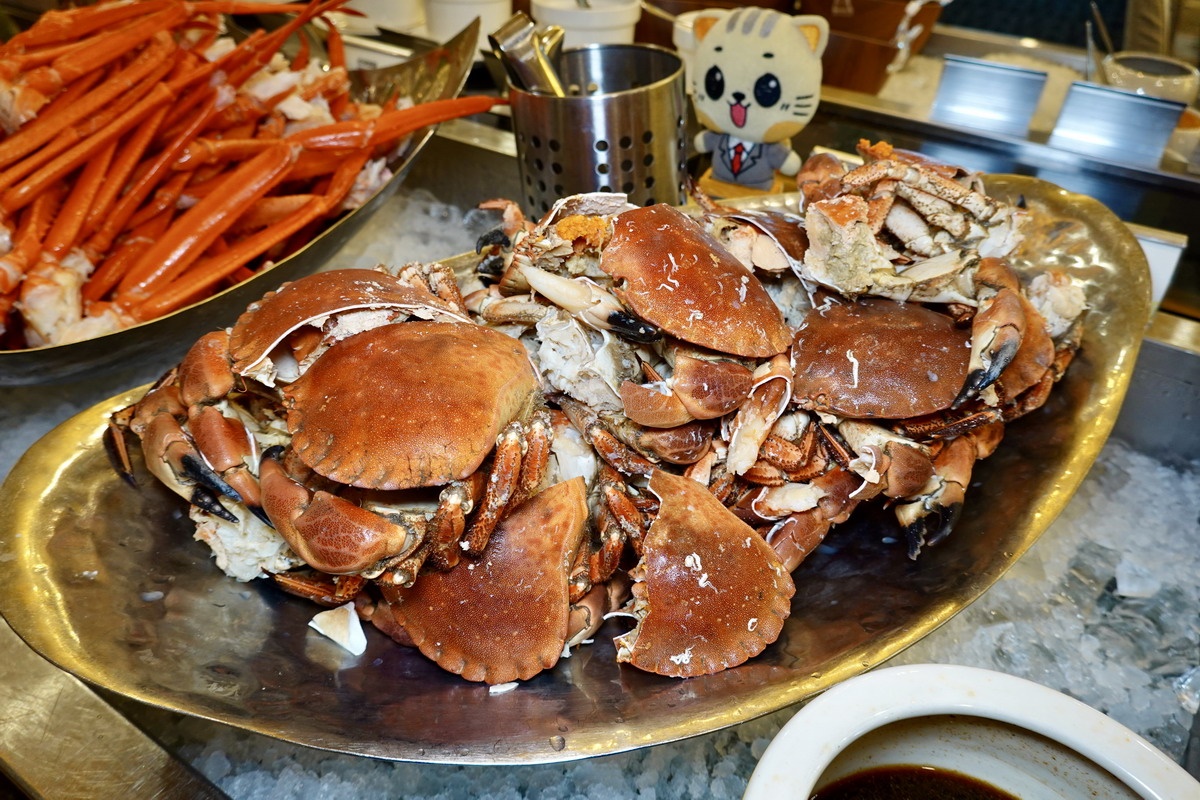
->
811;765;1019;800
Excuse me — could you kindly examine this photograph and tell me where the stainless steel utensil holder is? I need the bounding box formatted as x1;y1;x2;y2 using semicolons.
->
508;44;686;214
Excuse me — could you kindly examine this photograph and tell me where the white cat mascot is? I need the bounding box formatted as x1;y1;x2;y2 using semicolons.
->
690;7;829;196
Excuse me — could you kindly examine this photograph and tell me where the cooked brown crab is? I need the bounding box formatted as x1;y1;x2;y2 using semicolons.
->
613;469;794;678
775;284;1076;558
470;197;790;433
116;266;551;586
372;477;590;684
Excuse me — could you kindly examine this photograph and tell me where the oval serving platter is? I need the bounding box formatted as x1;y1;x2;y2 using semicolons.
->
0;175;1151;764
0;19;480;387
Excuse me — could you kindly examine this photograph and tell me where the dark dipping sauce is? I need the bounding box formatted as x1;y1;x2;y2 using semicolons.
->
1114;55;1194;76
811;765;1020;800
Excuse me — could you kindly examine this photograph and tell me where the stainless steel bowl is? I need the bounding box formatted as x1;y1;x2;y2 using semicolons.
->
0;19;480;386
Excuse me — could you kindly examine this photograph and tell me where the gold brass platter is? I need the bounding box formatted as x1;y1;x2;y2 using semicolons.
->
0;19;480;387
0;176;1151;764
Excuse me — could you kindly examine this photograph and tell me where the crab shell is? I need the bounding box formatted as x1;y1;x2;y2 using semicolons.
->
282;320;538;490
672;353;755;420
228;269;465;379
614;469;795;678
724;208;811;270
376;477;589;684
601;204;791;359
790;296;970;419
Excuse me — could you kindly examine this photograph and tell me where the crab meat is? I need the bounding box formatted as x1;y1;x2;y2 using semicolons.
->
613;469;794;677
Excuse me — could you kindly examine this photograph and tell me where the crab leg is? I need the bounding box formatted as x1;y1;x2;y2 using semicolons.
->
0;0;176;55
0;61;109;170
83;93;218;258
318;14;350;120
226;194;323;235
424;477;481;571
83;209;173;304
0;184;59;293
172;95;501;177
764;466;863;571
0;51;174;196
79;104;171;244
125;170;193;230
2;81;175;214
557;394;658;478
131;195;326;319
9;4;189;107
461;421;528;557
39;138;115;260
115;142;301;303
133;142;377;317
295;95;505;151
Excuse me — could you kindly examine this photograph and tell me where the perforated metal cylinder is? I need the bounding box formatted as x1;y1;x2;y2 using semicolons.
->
509;44;687;215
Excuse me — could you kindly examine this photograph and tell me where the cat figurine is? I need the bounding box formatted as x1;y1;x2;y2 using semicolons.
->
690;7;829;197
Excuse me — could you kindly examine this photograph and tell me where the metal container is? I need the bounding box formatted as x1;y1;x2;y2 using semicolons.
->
508;44;686;214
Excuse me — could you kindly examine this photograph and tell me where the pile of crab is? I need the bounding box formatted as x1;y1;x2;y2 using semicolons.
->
113;140;1087;685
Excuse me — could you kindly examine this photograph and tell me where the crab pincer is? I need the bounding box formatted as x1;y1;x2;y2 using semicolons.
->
614;469;794;678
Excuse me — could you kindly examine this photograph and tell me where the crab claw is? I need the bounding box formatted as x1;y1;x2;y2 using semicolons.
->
519;264;662;344
376;477;589;684
258;449;422;575
952;258;1028;408
952;333;1020;408
892;428;1000;558
134;389;248;515
475;228;511;253
613;469;794;677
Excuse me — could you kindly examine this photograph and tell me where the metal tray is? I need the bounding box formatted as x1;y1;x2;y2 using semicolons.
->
0;19;480;387
0;175;1151;764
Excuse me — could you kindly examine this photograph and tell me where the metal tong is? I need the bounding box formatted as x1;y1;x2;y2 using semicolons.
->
488;12;566;96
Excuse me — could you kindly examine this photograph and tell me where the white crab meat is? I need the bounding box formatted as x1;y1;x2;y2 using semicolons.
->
191;506;302;582
1027;271;1087;339
532;309;638;415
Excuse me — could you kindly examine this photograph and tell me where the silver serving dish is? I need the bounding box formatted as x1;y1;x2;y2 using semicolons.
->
0;19;480;387
0;176;1151;764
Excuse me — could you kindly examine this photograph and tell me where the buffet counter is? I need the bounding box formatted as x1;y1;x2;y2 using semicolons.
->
2;20;1200;791
2;155;1199;796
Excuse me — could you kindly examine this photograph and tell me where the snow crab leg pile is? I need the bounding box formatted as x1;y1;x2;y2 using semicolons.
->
112;140;1088;685
0;0;500;350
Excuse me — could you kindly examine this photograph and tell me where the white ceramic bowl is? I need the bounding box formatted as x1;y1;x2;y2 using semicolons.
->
530;0;641;48
744;664;1200;800
1102;50;1200;106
